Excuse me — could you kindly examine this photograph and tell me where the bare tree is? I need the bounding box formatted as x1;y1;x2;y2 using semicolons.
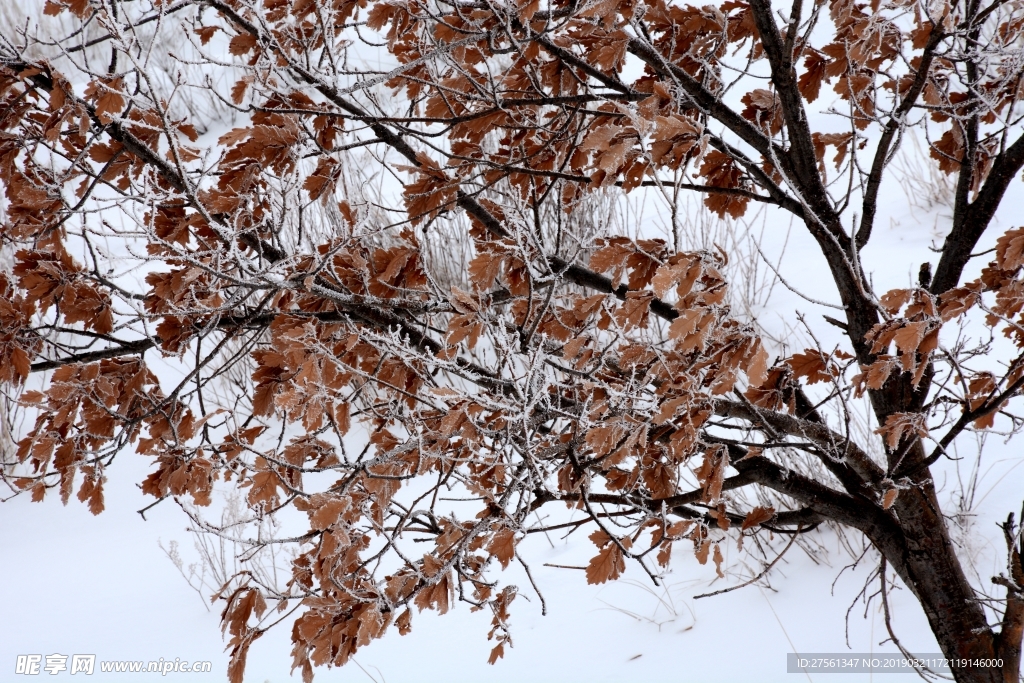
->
1;0;1024;680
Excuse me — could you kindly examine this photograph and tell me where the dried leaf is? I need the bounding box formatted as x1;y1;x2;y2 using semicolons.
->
741;505;775;531
487;529;517;569
874;412;928;450
586;541;625;585
789;350;837;385
712;543;725;578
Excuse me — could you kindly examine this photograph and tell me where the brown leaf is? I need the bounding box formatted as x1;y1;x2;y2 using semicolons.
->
699;151;749;218
229;33;258;56
85;78;125;124
614;291;653;331
874;412;928;450
413;568;452;614
310;497;346;530
930;127;964;174
736;341;766;389
656;541;673;568
939;287;980;321
864;356;897;390
708;503;731;530
589;528;612;547
695;445;729;504
10;346;30;383
195;26;219;44
487;529;517;569
694;536;710;565
799;51;829;102
303;158;338;201
396;608;412;635
586;541;625;585
996;228;1024;270
879;289;913;314
740;89;784;135
399;156;456;224
642;460;676;499
789;350;837;384
231;78;251;105
892;321;928;356
467;251;504;290
653;396;687;425
741;505;775;531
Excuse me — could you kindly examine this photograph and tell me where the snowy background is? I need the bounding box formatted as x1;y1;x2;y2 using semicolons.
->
3;5;1024;682
3;154;1023;682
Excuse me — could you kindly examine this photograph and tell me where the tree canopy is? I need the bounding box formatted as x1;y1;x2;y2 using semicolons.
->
1;0;1024;680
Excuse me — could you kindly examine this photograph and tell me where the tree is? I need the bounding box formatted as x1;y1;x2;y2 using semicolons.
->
1;0;1023;679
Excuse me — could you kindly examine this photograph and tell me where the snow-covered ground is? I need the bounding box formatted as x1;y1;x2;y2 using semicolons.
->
0;446;963;683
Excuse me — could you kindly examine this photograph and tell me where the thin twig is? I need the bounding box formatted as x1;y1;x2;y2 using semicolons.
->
694;525;802;599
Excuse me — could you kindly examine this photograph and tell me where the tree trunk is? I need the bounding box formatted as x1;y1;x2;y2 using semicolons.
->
884;482;1006;683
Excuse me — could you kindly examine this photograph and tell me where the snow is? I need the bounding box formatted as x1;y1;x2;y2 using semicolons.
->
0;466;942;683
5;424;1016;683
2;5;1024;683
